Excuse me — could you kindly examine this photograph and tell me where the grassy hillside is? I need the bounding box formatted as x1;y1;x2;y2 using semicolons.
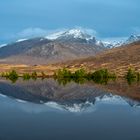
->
55;41;140;77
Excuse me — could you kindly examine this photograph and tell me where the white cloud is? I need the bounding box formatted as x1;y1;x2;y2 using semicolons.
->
16;27;50;38
0;27;98;44
1;28;62;42
0;28;51;42
11;27;98;39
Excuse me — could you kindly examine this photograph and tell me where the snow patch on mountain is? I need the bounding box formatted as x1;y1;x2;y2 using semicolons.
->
44;101;93;113
63;29;93;40
16;38;28;43
96;94;128;105
102;37;127;48
102;41;123;48
45;29;93;41
43;94;140;113
0;44;7;48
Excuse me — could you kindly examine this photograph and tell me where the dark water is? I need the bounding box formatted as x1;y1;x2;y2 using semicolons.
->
0;79;140;140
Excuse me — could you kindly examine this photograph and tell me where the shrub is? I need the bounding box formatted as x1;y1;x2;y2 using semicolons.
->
137;72;140;82
7;70;19;83
54;68;116;85
23;73;31;80
91;69;109;79
73;69;86;78
125;68;137;85
31;71;37;79
126;68;136;79
55;68;72;78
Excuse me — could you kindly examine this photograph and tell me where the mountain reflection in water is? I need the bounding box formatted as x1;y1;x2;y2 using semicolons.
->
0;78;139;112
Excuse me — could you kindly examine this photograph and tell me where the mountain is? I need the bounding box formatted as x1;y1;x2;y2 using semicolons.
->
0;29;108;64
0;28;140;65
45;29;93;41
124;34;140;44
102;34;140;48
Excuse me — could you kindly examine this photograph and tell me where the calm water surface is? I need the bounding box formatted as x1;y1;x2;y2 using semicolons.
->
0;79;140;140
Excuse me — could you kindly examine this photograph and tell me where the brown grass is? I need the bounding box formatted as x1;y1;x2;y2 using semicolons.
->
53;41;140;77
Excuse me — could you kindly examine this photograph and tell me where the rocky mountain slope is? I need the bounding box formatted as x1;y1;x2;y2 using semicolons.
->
0;29;108;64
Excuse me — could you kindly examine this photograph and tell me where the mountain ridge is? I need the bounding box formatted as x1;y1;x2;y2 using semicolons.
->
0;29;140;65
0;29;107;64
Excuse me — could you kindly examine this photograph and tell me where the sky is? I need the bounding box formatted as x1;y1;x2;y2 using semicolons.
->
0;0;140;43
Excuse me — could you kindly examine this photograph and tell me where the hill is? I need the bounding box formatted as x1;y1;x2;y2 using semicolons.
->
55;41;140;76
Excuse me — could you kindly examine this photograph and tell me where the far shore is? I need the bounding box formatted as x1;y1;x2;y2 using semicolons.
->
0;63;138;78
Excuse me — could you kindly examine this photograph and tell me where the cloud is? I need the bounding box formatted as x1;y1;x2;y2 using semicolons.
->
15;28;51;39
0;27;98;44
0;28;60;43
11;27;98;39
0;28;51;42
8;28;64;40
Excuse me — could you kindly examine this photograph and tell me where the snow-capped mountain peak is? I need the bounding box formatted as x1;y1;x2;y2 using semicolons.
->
101;36;129;48
45;29;93;41
63;29;92;40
